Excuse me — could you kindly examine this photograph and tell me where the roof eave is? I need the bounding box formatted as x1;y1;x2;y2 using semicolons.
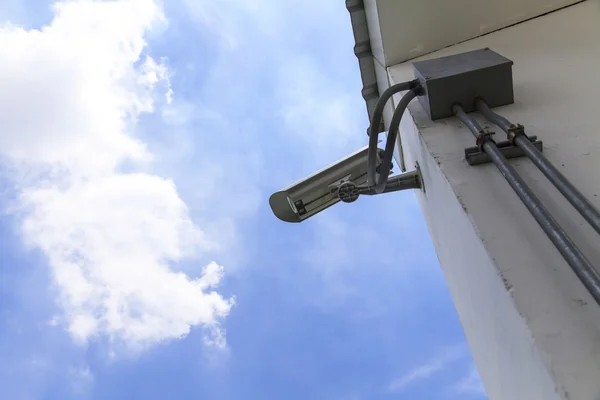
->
346;0;383;134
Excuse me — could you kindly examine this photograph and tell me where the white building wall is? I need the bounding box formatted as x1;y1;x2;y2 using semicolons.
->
379;2;600;399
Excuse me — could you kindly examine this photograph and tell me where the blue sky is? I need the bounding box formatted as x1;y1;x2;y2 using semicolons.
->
0;1;486;399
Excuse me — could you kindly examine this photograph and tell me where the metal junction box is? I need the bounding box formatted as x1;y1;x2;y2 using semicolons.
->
413;48;514;120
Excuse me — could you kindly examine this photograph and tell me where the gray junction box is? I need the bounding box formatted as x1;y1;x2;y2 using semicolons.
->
412;48;514;120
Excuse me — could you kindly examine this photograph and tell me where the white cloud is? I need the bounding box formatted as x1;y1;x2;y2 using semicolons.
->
179;0;364;158
388;344;467;392
181;0;285;49
180;0;344;47
277;55;364;155
68;365;94;395
0;0;233;350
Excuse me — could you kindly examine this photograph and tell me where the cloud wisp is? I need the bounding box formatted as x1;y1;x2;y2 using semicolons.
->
453;364;487;397
388;344;467;392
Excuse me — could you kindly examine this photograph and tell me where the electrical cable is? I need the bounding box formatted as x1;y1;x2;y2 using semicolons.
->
375;90;418;193
367;79;421;192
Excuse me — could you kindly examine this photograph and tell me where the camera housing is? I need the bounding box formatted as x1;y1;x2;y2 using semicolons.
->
269;146;385;223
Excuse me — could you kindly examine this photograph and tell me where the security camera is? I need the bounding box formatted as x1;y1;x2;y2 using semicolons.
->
269;146;421;223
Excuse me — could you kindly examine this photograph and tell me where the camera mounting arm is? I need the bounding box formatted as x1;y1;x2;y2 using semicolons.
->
337;166;422;203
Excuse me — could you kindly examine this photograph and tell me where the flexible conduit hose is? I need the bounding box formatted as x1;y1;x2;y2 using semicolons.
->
376;90;418;194
454;104;600;306
476;99;600;237
367;80;421;194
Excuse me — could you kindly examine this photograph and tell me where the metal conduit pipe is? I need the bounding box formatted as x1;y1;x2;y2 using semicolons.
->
476;99;600;236
453;104;600;306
